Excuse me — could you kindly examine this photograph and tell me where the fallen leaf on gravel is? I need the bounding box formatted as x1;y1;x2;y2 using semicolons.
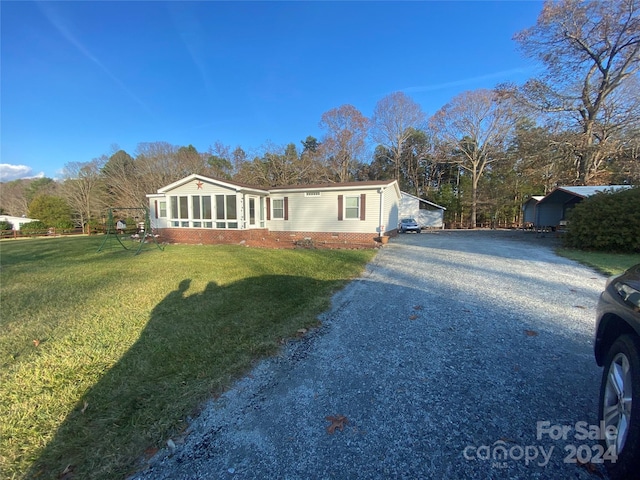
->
574;305;586;309
409;314;418;320
569;289;577;293
524;330;538;337
325;415;348;434
413;305;423;310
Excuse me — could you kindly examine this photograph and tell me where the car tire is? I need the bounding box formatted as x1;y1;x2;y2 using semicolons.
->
599;334;640;480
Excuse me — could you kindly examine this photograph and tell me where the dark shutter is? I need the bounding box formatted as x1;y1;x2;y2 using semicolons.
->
284;197;289;221
266;197;271;220
338;195;343;221
360;194;366;220
154;200;159;219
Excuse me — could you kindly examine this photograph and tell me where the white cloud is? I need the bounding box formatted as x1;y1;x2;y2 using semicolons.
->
0;164;45;182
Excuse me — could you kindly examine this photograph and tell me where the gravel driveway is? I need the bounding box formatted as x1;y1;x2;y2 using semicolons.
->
133;230;608;480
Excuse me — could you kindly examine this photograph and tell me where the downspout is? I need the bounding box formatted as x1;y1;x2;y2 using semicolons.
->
241;192;246;229
378;187;385;235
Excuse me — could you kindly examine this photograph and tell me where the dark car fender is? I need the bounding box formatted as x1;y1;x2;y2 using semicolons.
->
595;287;640;366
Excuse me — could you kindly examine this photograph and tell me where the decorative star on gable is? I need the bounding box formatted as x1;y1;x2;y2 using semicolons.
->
196;180;203;189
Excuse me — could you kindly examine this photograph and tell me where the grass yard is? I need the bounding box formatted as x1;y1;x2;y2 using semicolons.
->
0;236;375;480
556;248;640;276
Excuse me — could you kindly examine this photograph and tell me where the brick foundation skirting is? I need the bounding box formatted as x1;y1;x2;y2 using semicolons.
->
157;228;395;249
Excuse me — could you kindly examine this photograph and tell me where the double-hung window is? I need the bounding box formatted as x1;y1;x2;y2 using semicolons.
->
345;196;360;219
272;198;285;219
338;194;365;221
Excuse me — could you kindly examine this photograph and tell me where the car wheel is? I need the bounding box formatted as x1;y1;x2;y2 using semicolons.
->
599;334;640;480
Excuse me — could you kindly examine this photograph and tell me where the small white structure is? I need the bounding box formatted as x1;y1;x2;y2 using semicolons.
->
0;215;39;230
399;192;446;229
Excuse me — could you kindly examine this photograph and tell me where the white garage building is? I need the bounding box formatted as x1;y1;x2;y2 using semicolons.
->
399;192;446;229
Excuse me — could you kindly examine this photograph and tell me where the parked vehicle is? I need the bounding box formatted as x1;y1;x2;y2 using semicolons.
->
594;264;640;479
398;218;420;233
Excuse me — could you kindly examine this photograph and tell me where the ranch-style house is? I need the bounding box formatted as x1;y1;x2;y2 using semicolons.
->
147;174;401;248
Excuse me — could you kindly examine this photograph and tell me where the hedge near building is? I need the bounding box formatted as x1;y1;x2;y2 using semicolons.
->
564;187;640;253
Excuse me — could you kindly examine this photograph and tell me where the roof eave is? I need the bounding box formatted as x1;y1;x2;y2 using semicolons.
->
157;174;269;195
400;191;446;210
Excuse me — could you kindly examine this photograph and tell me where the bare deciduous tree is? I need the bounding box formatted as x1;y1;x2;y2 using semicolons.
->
398;128;433;197
234;143;323;187
134;141;178;191
513;0;640;184
61;157;108;230
430;89;515;228
207;141;233;179
102;149;142;207
319;105;369;182
104;142;210;208
371;92;426;182
0;180;30;216
175;144;209;177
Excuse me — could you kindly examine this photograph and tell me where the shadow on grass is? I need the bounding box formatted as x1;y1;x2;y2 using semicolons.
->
27;274;336;480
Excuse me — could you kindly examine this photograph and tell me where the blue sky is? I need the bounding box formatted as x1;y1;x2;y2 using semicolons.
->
1;0;544;181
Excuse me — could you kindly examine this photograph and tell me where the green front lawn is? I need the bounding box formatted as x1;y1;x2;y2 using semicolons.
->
0;236;375;480
556;248;640;276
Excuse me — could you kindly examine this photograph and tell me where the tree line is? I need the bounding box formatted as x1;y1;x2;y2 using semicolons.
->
1;0;638;230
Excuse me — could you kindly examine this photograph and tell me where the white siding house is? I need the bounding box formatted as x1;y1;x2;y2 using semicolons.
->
268;181;400;235
147;175;401;247
399;192;446;229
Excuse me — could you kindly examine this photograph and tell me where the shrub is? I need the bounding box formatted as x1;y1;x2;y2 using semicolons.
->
54;220;75;230
0;220;13;231
20;220;49;233
27;195;72;228
87;219;105;233
563;187;640;252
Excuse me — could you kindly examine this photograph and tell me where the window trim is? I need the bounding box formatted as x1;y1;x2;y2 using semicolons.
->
338;193;366;221
344;195;360;220
272;198;285;220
